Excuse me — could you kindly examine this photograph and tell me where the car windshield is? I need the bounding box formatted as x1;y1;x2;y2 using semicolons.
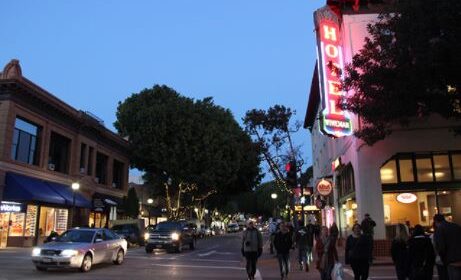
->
156;222;181;231
58;230;95;243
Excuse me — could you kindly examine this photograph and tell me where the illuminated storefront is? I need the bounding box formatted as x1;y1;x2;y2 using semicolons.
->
0;173;91;247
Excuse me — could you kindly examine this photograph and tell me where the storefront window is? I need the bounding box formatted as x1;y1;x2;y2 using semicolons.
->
25;205;37;237
39;207;68;236
452;154;461;180
380;160;397;184
399;159;415;182
89;212;107;228
383;190;461;228
416;158;433;182
9;213;25;237
433;155;451;181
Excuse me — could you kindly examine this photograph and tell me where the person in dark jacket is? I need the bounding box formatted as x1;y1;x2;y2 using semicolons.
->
361;214;376;237
407;225;435;280
295;220;312;272
274;222;293;280
315;226;338;280
391;223;409;280
433;214;461;280
345;223;373;280
242;220;263;280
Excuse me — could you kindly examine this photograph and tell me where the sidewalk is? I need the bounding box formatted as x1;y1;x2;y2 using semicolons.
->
257;242;393;280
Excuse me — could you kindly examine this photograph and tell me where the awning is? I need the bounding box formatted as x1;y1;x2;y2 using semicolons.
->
4;173;92;208
47;182;92;208
4;173;66;205
92;193;123;210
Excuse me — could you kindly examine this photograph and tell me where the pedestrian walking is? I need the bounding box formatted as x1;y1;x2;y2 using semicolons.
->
274;222;293;280
315;226;338;280
269;218;278;254
345;223;373;280
305;220;316;262
360;213;376;237
391;223;409;280
407;224;435;280
295;220;313;272
433;214;461;280
430;226;448;280
241;220;263;280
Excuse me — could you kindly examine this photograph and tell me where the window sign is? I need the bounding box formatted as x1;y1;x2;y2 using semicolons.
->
315;7;353;138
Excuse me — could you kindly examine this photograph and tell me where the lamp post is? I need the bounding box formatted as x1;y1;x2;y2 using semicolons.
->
271;193;278;218
147;198;153;226
70;182;80;228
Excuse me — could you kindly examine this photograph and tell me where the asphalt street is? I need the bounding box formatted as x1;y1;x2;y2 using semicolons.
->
0;233;409;280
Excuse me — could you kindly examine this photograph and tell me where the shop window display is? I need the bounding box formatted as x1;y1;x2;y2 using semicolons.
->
8;213;25;237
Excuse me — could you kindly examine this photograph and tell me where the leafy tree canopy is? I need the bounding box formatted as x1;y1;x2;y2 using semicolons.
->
342;0;461;145
123;187;140;219
115;85;260;217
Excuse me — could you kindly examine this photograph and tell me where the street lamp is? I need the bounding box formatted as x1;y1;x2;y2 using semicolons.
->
70;182;80;228
271;193;278;218
147;198;153;226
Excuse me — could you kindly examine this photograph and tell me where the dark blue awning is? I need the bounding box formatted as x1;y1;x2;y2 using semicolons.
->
4;173;66;205
4;173;92;208
47;182;92;208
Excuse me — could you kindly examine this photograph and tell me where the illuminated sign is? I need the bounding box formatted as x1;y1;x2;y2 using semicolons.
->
316;179;333;196
315;8;353;138
396;193;417;204
0;201;23;213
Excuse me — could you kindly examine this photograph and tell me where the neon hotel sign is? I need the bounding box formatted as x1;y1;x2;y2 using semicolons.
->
316;13;353;138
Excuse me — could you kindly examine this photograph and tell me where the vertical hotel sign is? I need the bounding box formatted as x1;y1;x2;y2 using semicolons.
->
315;7;352;138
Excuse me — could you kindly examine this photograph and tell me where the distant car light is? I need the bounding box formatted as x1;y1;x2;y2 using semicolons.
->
144;232;150;240
171;232;180;241
32;248;41;256
61;249;78;257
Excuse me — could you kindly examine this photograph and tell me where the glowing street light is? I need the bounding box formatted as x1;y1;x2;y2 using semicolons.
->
70;182;80;227
271;193;278;199
147;198;153;225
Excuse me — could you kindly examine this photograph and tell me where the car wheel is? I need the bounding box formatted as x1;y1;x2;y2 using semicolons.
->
80;253;92;272
145;245;153;253
36;266;47;271
189;239;196;250
113;249;124;265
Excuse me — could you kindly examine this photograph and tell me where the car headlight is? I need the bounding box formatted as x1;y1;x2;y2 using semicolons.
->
60;249;78;257
171;232;180;241
32;248;41;256
144;232;150;240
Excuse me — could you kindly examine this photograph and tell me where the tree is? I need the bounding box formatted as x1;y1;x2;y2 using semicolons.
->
341;0;461;145
115;85;260;219
123;187;140;219
243;105;304;193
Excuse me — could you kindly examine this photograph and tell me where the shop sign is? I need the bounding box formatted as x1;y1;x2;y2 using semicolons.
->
396;193;417;204
0;201;24;213
315;7;353;138
316;179;333;196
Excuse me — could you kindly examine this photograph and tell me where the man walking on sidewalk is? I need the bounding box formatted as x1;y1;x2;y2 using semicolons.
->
274;222;293;280
242;220;263;280
433;214;461;280
295;220;312;272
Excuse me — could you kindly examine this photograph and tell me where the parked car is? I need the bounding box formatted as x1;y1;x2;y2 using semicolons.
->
111;223;144;246
145;221;196;253
31;228;127;272
227;223;240;233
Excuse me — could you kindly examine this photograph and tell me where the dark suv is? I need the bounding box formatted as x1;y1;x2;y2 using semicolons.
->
111;224;144;246
145;221;196;253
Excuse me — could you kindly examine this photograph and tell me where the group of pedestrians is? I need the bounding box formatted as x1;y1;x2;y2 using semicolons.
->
391;214;461;280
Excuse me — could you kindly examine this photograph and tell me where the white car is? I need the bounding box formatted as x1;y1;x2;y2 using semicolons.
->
32;228;127;272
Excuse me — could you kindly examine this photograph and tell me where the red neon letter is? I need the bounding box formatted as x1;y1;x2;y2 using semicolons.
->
325;44;338;58
323;25;337;42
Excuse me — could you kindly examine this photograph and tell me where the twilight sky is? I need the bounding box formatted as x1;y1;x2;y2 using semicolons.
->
1;1;323;182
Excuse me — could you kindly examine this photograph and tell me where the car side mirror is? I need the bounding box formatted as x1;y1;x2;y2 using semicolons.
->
95;238;103;243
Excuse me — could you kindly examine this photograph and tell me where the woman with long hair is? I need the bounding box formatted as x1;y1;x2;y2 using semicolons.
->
391;224;409;280
315;226;338;280
345;223;373;280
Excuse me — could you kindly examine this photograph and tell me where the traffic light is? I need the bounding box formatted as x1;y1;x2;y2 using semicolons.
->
285;160;297;188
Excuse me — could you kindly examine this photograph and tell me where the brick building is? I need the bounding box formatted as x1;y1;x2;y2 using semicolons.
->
0;59;130;247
